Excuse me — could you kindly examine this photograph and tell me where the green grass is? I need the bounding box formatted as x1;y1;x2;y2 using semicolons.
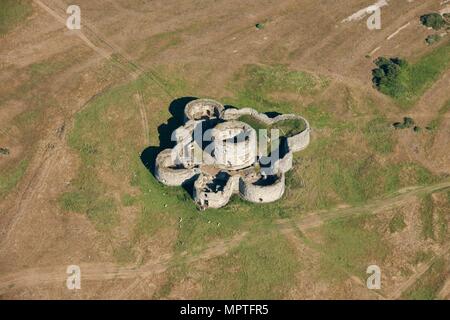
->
427;99;450;131
59;69;189;229
225;66;439;212
364;116;396;154
59;78;152;231
59;182;118;231
317;214;389;281
420;194;435;240
60;59;447;298
121;193;136;207
199;229;300;299
436;193;449;243
289;133;438;210
140;31;182;59
301;102;338;129
13;109;43;127
392;42;450;106
113;243;135;264
402;258;448;300
389;213;407;233
0;159;28;200
224;64;328;114
237;115;269;131
413;250;434;265
0;0;32;36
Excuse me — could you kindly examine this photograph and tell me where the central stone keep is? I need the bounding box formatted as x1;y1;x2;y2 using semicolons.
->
211;120;257;170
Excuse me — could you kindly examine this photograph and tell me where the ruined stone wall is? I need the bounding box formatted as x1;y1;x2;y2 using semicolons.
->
185;99;224;122
239;174;285;203
275;151;293;174
286;123;311;152
155;149;198;186
223;108;311;153
194;174;239;209
212;121;257;170
154;100;310;209
222;108;273;125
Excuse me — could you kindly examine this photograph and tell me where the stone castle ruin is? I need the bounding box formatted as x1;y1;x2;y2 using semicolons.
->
154;99;310;210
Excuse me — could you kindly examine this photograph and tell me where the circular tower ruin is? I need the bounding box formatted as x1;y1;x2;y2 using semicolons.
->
211;120;257;170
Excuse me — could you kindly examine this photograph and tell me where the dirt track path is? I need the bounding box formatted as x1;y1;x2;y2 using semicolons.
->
0;0;169;251
276;180;450;232
437;275;450;299
134;92;150;145
388;245;450;300
0;232;247;295
277;181;450;300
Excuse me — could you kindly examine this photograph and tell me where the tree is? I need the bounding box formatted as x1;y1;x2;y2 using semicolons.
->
372;57;408;97
420;13;446;30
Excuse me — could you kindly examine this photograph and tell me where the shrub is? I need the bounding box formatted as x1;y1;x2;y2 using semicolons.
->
425;34;441;45
403;117;415;128
0;147;10;155
420;13;446;30
392;117;415;129
393;122;404;129
372;57;408;97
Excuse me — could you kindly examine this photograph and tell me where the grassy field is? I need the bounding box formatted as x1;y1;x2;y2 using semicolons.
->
0;0;32;36
59;66;307;299
420;194;435;240
0;159;28;200
224;64;329;114
388;213;407;233
289;133;438;210
403;258;448;300
60;60;446;298
316;214;390;282
61;76;154;231
378;41;450;107
198;229;300;299
0;50;93;200
427;100;450;131
363;116;396;154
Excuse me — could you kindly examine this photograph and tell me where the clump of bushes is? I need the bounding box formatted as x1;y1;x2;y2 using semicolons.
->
392;117;423;133
0;147;10;155
425;34;442;45
393;117;414;129
255;23;265;30
420;13;447;30
372;57;408;97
